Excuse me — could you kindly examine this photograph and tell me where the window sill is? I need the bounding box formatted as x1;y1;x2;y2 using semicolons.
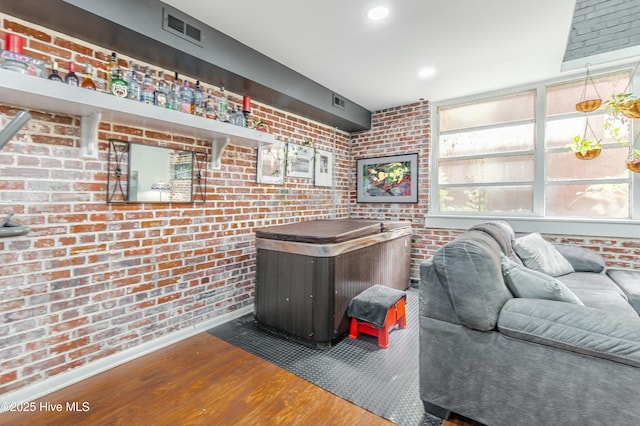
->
425;215;640;238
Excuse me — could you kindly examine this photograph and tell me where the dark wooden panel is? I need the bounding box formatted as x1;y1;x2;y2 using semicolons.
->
255;234;411;346
333;235;411;334
311;256;334;342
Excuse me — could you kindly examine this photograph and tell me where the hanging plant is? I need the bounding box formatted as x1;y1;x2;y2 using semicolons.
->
575;65;602;113
626;130;640;173
604;92;640;118
626;149;640;172
566;135;602;159
566;118;602;160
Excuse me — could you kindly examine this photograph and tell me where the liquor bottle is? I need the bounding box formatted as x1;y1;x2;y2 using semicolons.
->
141;69;155;104
204;92;217;120
64;59;79;86
167;72;180;111
154;79;168;108
218;87;229;122
192;80;203;116
106;52;117;93
127;67;141;101
81;64;96;90
47;61;64;82
179;80;193;114
110;70;128;98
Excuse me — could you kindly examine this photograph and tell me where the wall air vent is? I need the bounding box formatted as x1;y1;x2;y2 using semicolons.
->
332;94;346;110
162;8;203;46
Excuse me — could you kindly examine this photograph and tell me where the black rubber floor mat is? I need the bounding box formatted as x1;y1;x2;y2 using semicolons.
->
208;288;442;426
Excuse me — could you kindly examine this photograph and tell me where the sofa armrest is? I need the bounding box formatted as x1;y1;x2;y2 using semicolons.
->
498;298;640;367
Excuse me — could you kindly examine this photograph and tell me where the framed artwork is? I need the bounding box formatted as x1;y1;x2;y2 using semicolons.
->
356;153;419;203
314;148;333;187
257;141;286;184
286;143;314;178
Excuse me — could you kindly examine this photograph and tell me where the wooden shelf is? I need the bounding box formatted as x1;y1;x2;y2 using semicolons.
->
0;68;275;168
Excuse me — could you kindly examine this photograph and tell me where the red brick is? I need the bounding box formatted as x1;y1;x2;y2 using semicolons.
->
4;20;52;43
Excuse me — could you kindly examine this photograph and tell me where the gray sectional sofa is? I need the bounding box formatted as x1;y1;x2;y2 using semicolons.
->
419;221;640;426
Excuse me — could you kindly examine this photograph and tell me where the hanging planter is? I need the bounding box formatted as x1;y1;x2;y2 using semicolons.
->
622;99;640;119
605;92;640;119
576;99;602;113
625;131;640;173
575;65;602;113
566;118;602;160
626;152;640;172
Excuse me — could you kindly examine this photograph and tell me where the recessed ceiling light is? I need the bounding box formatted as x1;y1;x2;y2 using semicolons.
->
418;67;436;78
367;6;389;20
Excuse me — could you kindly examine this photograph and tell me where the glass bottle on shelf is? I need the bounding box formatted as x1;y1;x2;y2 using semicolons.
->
81;64;96;90
110;70;128;98
167;72;180;111
154;78;168;108
47;61;64;82
218;87;229;122
192;81;203;116
141;68;155;104
106;52;117;93
179;80;193;114
204;92;217;120
64;59;79;86
127;66;141;101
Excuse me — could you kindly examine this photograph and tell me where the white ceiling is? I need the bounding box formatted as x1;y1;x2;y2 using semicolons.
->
163;0;577;111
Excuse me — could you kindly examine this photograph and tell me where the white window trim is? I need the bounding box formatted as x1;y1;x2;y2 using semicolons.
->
429;61;640;238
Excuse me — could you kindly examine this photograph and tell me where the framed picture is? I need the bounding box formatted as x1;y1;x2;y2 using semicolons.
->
257;141;286;184
286;143;314;178
356;153;419;203
314;148;333;187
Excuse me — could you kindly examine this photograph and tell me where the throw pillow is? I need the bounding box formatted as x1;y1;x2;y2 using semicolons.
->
501;256;584;305
553;244;605;273
513;232;574;277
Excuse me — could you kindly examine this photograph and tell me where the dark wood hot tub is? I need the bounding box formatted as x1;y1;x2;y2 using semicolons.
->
254;219;411;348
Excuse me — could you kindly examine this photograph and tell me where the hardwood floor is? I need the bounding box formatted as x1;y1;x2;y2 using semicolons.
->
0;332;482;426
0;333;392;425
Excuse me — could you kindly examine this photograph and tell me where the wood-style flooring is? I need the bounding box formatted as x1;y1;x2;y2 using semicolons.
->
0;332;481;426
0;333;392;425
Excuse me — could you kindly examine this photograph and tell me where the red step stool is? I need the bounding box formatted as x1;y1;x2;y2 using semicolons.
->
347;285;407;349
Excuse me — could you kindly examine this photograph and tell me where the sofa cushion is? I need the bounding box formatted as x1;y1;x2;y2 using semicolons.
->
557;272;639;317
470;221;523;265
498;298;640;368
513;232;574;277
501;256;583;305
605;269;640;315
553;244;605;273
432;230;512;331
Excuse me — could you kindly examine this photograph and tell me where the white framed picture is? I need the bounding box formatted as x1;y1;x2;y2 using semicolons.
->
257;141;286;184
314;148;333;187
286;143;314;178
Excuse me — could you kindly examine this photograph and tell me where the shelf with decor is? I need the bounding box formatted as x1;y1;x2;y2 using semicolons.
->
0;68;274;168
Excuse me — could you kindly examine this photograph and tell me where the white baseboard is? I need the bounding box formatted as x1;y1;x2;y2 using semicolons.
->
0;305;252;407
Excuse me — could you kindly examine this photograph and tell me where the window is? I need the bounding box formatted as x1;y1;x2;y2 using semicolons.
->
433;69;636;226
437;92;535;214
545;72;630;219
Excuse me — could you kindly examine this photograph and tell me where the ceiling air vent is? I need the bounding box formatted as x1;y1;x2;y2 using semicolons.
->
162;8;203;46
332;94;346;110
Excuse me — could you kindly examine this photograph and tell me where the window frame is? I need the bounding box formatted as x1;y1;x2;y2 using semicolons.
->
429;62;640;238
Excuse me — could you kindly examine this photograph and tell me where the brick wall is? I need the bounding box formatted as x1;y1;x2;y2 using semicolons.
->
2;9;640;399
350;102;431;279
564;0;640;62
0;13;349;395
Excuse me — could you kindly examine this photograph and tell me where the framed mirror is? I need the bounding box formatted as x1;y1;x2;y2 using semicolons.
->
108;139;207;203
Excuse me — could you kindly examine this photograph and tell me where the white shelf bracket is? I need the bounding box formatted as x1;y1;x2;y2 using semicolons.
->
211;137;229;169
79;112;101;159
